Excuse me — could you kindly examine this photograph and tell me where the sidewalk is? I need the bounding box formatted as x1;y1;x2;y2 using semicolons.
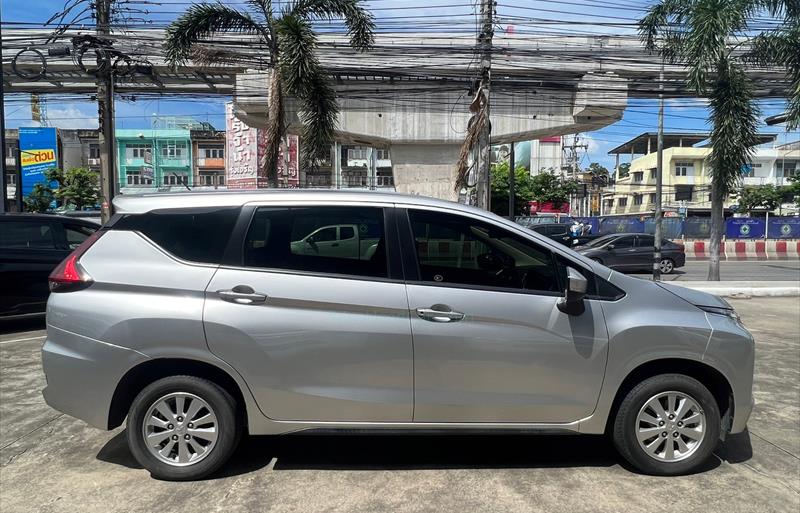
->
669;280;800;297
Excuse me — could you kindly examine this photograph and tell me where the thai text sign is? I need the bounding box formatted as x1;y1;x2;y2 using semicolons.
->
19;127;58;197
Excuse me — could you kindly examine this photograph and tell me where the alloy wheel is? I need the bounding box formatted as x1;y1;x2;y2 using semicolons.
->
659;258;674;274
635;391;706;462
142;392;218;466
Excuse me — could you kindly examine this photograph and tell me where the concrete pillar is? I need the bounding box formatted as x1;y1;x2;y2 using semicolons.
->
369;147;377;190
390;143;460;201
334;142;342;189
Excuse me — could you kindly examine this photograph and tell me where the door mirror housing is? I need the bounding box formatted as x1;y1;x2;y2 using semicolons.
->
557;266;588;315
606;244;615;250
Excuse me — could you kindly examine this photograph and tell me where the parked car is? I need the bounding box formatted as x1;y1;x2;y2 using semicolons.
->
575;233;686;274
42;191;753;480
0;213;98;319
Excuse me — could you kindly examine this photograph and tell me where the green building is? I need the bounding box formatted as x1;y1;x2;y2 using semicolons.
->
116;129;193;191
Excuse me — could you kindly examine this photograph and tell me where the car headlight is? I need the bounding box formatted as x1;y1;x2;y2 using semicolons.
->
698;305;742;324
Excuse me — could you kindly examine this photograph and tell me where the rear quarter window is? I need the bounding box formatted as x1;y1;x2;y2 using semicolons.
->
112;207;240;264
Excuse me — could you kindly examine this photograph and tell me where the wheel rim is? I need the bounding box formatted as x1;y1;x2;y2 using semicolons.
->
142;392;218;467
659;259;674;273
635;390;706;462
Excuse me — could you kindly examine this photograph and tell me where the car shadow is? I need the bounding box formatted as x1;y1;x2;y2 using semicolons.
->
96;429;754;479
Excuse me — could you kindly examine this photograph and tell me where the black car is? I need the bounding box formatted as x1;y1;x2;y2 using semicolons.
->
0;214;98;319
575;232;686;274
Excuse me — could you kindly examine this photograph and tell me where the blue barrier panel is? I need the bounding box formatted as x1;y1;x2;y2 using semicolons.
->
726;217;765;239
644;217;684;239
768;217;800;238
599;216;645;234
683;217;713;238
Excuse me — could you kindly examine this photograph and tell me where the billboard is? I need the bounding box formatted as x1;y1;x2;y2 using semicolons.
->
225;102;268;189
19;127;58;197
725;217;765;239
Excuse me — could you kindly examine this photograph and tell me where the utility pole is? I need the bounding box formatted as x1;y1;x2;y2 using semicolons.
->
563;135;588;215
475;0;494;210
96;0;116;223
0;20;6;213
508;142;515;218
653;66;665;281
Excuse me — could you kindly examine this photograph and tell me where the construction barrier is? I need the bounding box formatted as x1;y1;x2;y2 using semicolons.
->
678;240;800;260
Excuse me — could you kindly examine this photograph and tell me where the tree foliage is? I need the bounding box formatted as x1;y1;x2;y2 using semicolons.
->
586;162;609;176
617;162;631;178
24;183;55;213
736;184;785;213
489;161;536;216
530;171;579;207
164;0;375;181
45;167;99;211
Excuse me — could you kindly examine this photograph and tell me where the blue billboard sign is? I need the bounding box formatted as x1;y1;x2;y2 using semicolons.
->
768;217;800;239
725;217;765;239
19;127;58;198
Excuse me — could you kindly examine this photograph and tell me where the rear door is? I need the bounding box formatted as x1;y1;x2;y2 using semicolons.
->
203;204;414;422
632;234;656;270
0;218;68;316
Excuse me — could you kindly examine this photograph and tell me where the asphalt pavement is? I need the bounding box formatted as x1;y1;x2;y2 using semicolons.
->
1;298;798;513
646;260;800;281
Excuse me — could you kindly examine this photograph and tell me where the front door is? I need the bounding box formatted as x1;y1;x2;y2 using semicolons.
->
204;205;413;422
402;209;609;424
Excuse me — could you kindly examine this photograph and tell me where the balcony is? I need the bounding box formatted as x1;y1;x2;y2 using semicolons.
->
196;157;225;169
5;157;16;167
87;158;100;166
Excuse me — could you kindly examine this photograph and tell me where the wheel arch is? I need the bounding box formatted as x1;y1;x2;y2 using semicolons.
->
605;358;734;434
108;358;249;431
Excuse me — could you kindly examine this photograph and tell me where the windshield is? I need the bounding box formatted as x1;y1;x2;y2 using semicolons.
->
583;234;618;247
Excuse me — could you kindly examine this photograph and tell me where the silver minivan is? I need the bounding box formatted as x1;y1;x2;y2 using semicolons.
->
42;191;754;480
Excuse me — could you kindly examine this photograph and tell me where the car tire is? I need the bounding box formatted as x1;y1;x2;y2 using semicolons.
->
659;258;675;274
612;374;720;476
126;375;241;481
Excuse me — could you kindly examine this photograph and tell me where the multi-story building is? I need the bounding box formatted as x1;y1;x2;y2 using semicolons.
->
341;145;394;188
59;129;100;173
116;129;194;192
191;130;226;189
604;132;791;216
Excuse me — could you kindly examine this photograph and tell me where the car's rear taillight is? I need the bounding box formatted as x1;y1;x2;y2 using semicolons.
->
49;230;105;292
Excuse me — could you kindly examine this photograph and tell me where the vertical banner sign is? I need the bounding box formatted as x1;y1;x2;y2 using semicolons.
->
19;127;58;198
225;103;268;189
277;135;300;187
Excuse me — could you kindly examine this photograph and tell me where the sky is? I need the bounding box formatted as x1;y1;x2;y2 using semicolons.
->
2;0;798;172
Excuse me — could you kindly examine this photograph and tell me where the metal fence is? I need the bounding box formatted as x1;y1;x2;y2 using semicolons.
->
573;215;800;239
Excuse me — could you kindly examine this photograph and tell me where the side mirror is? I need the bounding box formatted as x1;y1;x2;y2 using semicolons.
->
606;244;615;250
557;267;588;315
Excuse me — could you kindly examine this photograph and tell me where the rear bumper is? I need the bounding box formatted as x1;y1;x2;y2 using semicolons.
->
41;325;148;430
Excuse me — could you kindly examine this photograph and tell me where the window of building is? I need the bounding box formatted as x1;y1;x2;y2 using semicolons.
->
114;207;241;264
162;141;187;158
347;147;368;161
126;170;153;186
407;210;561;294
650;168;657;179
199;171;224;186
619;197;628;207
200;146;224;159
649;193;656;204
243;206;387;278
675;161;694;176
6;173;16;186
376;149;390;160
633;194;643;205
127;144;151;159
633;171;643;182
675;184;694;201
5;144;17;158
163;172;188;186
89;144;100;159
0;221;56;249
776;160;798;178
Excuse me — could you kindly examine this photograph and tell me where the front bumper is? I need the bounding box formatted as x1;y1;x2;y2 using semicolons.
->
42;325;148;429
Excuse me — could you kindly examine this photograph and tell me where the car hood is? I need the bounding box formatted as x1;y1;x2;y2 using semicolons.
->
655;281;731;309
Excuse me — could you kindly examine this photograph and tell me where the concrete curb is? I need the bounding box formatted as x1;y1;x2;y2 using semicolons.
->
679;240;800;261
669;281;800;297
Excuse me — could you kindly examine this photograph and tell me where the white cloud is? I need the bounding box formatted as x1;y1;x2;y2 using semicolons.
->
44;106;99;129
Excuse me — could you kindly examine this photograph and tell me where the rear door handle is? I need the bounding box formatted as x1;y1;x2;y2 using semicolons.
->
416;305;465;323
217;285;267;305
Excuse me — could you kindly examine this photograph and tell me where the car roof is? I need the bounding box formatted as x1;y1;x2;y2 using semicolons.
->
113;189;490;217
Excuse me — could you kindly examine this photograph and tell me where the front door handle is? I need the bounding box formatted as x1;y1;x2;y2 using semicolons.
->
217;285;267;305
416;305;465;323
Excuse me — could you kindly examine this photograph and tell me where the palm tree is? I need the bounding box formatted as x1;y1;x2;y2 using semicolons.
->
640;0;798;280
164;0;374;186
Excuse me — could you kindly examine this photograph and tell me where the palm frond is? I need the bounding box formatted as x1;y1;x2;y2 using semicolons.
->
639;0;691;52
707;58;761;196
276;14;339;167
164;4;269;66
289;0;375;50
746;23;800;129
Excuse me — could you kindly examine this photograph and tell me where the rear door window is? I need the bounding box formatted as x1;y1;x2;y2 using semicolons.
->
0;221;57;250
64;224;97;250
243;206;387;278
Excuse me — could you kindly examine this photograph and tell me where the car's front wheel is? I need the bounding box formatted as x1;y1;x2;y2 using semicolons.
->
612;374;720;475
126;375;240;481
659;257;675;274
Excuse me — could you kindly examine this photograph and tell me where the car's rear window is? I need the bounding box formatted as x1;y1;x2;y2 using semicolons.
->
112;207;240;264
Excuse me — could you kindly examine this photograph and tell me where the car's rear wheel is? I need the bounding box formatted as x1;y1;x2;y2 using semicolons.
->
612;374;720;475
126;376;240;481
659;258;675;274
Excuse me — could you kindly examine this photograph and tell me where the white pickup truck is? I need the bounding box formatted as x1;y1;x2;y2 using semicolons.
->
290;224;380;260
